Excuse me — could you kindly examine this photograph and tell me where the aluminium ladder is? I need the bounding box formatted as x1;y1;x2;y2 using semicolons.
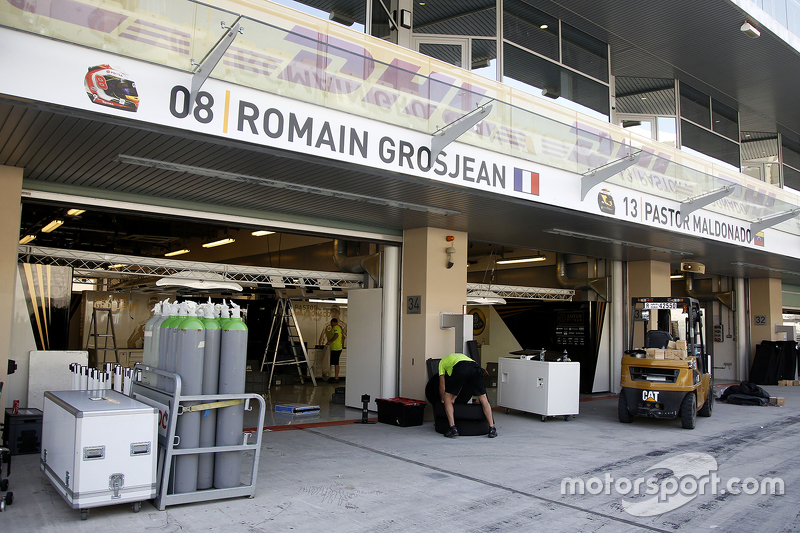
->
260;298;316;388
84;307;119;365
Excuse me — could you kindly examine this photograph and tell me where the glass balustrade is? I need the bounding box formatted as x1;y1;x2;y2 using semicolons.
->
1;0;798;236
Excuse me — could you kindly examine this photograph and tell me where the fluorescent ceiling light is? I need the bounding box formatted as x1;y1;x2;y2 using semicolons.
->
156;271;243;291
329;11;354;26
19;235;35;244
731;262;800;277
496;256;546;265
544;229;693;256
115;155;460;217
741;21;760;38
67;209;85;216
41;220;64;233
202;238;235;248
308;298;348;304
165;249;190;257
251;230;275;236
466;290;506;305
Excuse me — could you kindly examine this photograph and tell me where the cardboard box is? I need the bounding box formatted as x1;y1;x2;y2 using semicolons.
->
770;397;785;406
675;341;687;351
664;349;685;360
646;348;665;360
778;380;789;386
667;341;677;349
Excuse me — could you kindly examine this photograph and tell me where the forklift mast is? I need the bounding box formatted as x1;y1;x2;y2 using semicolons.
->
629;297;704;353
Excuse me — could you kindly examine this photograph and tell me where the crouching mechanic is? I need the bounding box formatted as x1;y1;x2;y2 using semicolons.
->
438;353;497;438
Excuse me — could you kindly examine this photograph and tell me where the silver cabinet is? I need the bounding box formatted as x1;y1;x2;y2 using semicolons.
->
497;357;580;420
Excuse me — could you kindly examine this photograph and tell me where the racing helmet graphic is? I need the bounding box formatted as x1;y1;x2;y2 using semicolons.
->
597;188;615;215
84;65;139;112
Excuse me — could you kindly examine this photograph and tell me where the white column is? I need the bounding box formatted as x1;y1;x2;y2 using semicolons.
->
381;245;400;398
736;277;749;381
611;260;625;393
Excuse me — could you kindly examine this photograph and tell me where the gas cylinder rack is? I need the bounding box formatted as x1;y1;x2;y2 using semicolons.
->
130;365;266;510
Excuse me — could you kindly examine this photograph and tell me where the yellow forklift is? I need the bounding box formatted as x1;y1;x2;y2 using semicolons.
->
618;297;712;429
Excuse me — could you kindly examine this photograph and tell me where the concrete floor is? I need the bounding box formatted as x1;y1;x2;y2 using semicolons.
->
2;382;800;532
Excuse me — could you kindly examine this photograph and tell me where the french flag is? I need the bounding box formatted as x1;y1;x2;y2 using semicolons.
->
514;168;539;195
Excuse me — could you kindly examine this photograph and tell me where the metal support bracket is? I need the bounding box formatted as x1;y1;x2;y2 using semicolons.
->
440;312;473;355
750;208;800;234
431;103;493;161
182;399;244;413
580;151;641;200
375;0;399;31
190;16;244;108
680;184;737;217
776;325;796;342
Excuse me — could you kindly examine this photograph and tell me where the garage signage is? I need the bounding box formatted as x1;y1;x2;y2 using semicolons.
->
1;26;799;259
406;295;421;314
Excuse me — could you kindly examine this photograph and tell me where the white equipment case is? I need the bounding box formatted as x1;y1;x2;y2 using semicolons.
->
497;357;580;421
40;389;158;519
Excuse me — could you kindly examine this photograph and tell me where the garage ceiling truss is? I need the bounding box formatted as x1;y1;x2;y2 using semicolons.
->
18;246;364;290
20;246;574;300
466;283;574;301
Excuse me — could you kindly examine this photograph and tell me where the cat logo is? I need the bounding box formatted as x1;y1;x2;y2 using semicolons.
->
597;189;615;214
642;390;660;402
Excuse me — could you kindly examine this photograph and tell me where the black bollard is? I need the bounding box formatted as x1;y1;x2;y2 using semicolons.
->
355;393;376;424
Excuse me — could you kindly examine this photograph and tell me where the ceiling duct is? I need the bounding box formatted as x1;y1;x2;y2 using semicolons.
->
556;253;611;301
333;239;382;285
685;274;733;309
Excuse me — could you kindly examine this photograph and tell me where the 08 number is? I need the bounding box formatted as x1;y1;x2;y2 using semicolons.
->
169;85;214;124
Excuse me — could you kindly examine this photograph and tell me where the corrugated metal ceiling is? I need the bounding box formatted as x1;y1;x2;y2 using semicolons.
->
5;0;800;281
3;97;800;284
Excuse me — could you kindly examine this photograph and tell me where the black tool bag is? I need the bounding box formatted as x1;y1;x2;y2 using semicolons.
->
720;382;771;405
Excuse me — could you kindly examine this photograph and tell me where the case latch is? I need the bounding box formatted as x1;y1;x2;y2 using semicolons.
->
109;473;125;499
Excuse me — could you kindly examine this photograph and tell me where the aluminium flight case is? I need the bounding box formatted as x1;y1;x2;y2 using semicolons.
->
40;389;158;519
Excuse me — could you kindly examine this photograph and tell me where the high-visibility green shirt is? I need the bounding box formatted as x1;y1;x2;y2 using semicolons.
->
439;353;472;376
329;325;343;351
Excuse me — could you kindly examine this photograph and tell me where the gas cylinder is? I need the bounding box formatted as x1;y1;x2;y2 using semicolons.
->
173;301;205;494
197;298;221;489
158;301;180;391
214;301;248;489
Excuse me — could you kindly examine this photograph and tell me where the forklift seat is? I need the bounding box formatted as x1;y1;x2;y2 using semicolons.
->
644;330;673;349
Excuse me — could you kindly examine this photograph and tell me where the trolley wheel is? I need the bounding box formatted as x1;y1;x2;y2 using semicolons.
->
564;415;571;421
541;415;547;422
505;408;510;414
133;501;141;513
0;479;7;491
81;509;89;521
4;492;12;505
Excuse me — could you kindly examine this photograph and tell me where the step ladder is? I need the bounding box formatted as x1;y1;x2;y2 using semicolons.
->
85;307;119;366
260;298;316;388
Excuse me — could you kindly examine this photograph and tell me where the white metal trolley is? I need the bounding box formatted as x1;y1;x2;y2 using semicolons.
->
130;365;266;511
